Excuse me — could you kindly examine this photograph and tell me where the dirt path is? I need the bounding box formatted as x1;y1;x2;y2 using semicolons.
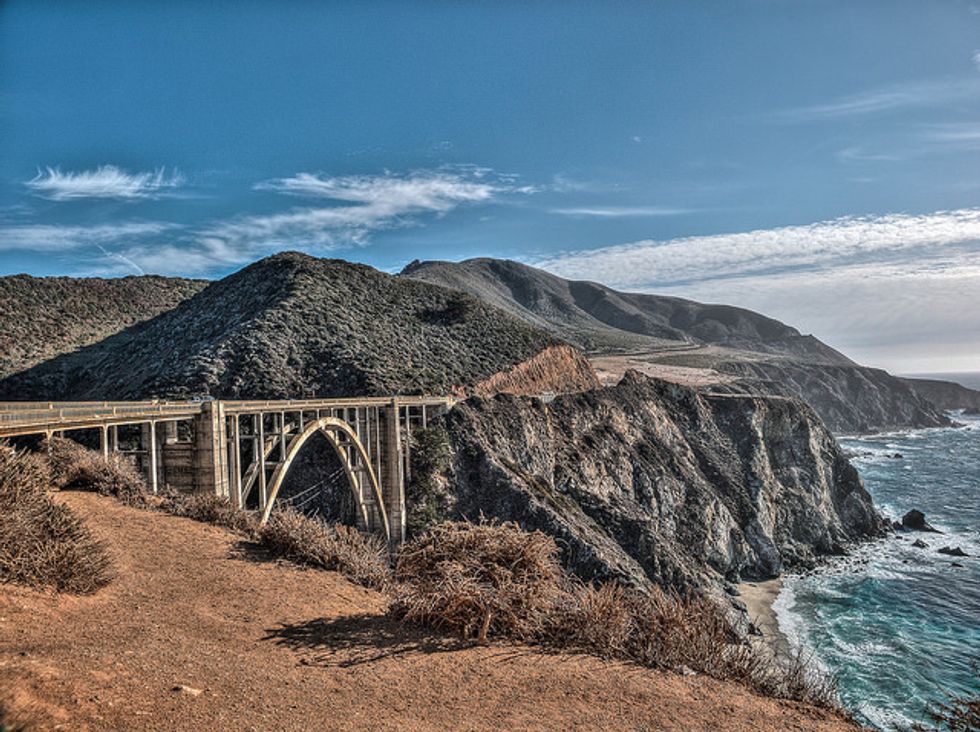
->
0;493;861;731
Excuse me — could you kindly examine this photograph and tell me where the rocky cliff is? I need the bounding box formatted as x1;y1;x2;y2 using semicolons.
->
438;371;885;593
901;377;980;415
719;362;952;434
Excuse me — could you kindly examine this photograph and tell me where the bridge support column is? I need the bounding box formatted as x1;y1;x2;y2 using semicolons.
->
192;401;229;498
145;421;158;495
382;400;406;546
229;415;242;508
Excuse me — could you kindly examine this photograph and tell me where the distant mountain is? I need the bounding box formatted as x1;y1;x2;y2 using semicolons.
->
0;253;596;401
402;257;855;365
0;273;206;380
402;258;954;433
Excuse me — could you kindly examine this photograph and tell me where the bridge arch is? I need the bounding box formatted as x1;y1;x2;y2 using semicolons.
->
259;416;389;542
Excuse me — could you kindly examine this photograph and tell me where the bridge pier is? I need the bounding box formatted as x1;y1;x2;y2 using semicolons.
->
191;401;230;501
382;400;406;546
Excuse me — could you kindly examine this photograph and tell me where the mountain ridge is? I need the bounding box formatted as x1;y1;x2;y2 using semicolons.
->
0;252;595;400
402;257;959;433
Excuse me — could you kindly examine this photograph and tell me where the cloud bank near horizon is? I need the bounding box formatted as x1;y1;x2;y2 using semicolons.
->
534;209;980;372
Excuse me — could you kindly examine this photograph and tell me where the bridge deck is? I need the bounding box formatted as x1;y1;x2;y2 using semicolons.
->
0;396;454;438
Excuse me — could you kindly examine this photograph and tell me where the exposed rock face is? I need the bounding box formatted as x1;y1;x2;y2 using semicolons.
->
0;253;588;401
470;344;599;397
901;509;940;533
719;361;951;434
439;371;885;592
901;377;980;414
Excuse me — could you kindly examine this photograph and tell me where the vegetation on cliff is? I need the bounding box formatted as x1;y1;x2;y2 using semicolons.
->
391;521;837;707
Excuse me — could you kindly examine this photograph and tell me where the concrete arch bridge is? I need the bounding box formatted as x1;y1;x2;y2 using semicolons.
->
0;396;454;545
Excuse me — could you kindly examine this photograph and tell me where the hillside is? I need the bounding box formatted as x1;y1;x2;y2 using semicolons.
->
0;492;860;732
0;273;206;380
402;257;854;364
402;258;955;433
0;253;596;400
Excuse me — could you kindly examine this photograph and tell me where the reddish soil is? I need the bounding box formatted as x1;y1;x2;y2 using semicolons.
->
0;493;862;731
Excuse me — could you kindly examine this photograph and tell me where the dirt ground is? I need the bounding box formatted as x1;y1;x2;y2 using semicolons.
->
589;351;737;389
0;493;862;731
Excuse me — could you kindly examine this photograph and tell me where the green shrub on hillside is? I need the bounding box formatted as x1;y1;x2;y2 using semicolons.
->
405;426;453;537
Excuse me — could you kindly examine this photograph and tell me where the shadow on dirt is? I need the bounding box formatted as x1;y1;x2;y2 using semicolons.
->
262;614;468;668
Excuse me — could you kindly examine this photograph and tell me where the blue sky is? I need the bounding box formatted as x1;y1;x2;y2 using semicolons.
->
2;1;980;373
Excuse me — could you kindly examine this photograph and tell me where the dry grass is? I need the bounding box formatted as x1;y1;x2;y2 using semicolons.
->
391;521;563;643
44;437;148;507
259;507;391;590
162;492;257;535
0;443;112;594
390;521;839;708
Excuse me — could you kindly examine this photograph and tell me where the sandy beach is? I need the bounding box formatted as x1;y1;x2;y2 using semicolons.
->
739;579;792;660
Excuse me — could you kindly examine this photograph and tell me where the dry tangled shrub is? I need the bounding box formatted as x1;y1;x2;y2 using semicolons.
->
44;437;148;507
162;492;257;535
259;507;391;590
390;521;838;707
390;521;565;643
0;443;112;593
913;672;980;732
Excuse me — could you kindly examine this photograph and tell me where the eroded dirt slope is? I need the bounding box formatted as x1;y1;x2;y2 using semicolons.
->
0;493;860;731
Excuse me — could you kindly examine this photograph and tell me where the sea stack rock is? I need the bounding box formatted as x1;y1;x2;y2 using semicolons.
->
901;510;941;533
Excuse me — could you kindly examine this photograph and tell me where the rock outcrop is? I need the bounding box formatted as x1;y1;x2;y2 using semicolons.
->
438;371;885;592
901;377;980;414
719;361;951;434
470;344;599;397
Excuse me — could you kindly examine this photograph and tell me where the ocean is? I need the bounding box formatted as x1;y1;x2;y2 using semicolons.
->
774;402;980;729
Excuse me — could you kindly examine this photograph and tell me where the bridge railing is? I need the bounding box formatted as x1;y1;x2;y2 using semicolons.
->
0;402;204;436
0;395;456;438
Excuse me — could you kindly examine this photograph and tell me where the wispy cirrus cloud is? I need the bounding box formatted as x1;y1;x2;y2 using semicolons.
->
33;167;534;276
549;206;696;218
25;165;184;201
776;78;980;122
0;221;177;253
208;168;532;254
534;208;980;288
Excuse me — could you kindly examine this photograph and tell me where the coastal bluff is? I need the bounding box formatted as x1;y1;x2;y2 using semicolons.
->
438;370;885;593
